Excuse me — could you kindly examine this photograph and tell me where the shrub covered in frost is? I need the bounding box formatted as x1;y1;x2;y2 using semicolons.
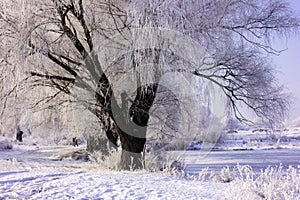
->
0;139;13;150
225;165;300;200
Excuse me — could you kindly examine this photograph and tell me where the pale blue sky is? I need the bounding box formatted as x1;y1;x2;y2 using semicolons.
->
273;0;300;122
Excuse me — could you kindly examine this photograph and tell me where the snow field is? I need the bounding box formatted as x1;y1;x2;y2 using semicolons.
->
1;131;300;200
0;169;226;200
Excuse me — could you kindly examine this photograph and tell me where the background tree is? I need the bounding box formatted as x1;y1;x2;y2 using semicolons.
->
0;0;299;170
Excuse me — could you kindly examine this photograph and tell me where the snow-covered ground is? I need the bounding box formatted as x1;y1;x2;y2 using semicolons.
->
1;128;300;200
0;169;226;199
0;145;226;199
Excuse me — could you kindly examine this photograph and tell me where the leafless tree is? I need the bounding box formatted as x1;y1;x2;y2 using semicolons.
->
0;0;299;170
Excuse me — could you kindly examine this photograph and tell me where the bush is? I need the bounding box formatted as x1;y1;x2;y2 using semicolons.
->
87;148;186;174
163;139;190;151
89;149;121;170
51;148;90;161
144;150;185;176
225;165;300;200
0;139;13;150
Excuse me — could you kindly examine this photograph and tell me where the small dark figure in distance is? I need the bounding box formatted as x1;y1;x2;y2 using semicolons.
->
16;130;24;142
72;137;79;147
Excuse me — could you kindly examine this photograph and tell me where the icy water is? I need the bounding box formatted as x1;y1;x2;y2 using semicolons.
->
180;149;300;175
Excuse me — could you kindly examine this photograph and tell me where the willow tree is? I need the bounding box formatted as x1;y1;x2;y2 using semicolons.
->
1;0;299;170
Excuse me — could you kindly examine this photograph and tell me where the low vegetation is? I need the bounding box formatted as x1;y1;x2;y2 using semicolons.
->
224;165;300;200
0;139;13;150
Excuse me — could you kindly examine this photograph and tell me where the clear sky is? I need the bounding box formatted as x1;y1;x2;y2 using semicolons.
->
273;0;300;122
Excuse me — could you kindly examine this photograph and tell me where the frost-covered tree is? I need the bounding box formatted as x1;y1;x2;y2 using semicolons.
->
0;0;299;170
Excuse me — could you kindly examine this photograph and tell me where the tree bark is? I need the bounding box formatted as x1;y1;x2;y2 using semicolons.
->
117;126;146;170
106;129;119;150
115;84;158;170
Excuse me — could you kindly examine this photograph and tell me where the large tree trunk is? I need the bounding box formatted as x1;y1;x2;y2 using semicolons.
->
92;105;119;155
106;129;119;150
117;127;146;170
115;84;158;170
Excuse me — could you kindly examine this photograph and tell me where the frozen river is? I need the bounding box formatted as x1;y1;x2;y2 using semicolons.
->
180;149;300;175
